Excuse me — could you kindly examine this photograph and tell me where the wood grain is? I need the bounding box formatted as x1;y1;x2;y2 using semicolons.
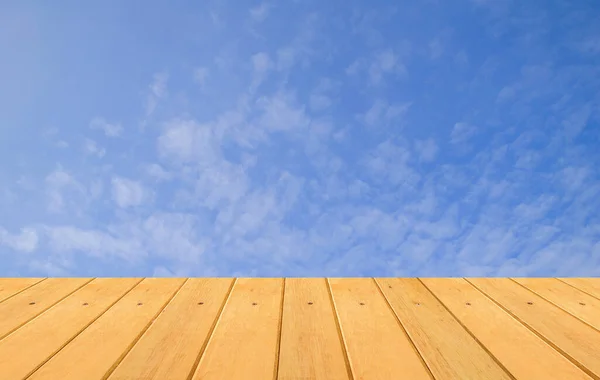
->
377;278;512;380
0;278;45;303
469;278;600;379
513;278;600;332
422;278;592;380
27;278;186;380
191;278;284;380
0;278;141;380
108;278;234;380
0;277;92;340
559;278;600;300
278;278;351;380
329;278;431;380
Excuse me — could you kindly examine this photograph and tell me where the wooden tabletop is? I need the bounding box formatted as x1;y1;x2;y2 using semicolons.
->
0;277;599;379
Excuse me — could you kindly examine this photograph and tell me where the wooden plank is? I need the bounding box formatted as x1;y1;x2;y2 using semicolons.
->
328;278;431;380
191;278;284;380
422;278;592;380
0;277;92;340
0;278;45;303
108;278;234;380
469;278;600;379
278;278;351;380
28;278;186;380
376;278;512;380
0;278;141;380
559;278;600;300
514;278;600;332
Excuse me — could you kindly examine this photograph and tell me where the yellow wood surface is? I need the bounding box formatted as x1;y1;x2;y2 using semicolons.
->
422;278;592;380
328;278;432;380
513;278;600;332
0;277;92;340
0;277;599;380
108;278;234;380
278;278;351;380
27;278;186;380
0;278;45;303
376;278;512;380
191;278;284;380
559;278;600;300
469;278;600;379
0;278;141;380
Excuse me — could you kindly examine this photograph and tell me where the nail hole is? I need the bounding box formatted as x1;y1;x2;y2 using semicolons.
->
359;302;365;305
308;302;313;305
527;302;533;305
198;302;204;305
388;286;392;289
137;302;143;306
252;302;258;306
29;302;36;305
416;303;421;306
579;302;586;306
466;302;471;306
83;302;88;306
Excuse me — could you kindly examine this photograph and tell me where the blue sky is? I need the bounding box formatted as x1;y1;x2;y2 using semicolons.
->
1;0;599;277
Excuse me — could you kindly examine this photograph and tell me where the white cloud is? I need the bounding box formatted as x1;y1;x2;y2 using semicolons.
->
83;138;106;158
414;139;439;162
257;92;310;132
252;52;272;73
158;119;221;163
193;67;210;86
429;38;443;59
145;163;172;182
363;99;411;127
89;118;123;137
45;167;88;213
368;50;406;84
0;227;39;253
55;140;69;149
562;104;591;139
276;47;297;71
44;225;144;261
309;94;332;111
250;3;270;22
146;72;168;117
451;122;477;144
111;177;148;208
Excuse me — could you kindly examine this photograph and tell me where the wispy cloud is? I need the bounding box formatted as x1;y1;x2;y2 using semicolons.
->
90;118;123;137
2;1;599;277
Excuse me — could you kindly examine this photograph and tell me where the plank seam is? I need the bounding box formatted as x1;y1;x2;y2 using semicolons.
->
186;277;238;380
556;278;600;302
465;278;600;380
273;278;285;380
509;278;600;335
418;278;517;380
22;278;144;380
101;278;189;380
0;278;47;304
0;278;95;342
372;278;436;380
325;278;355;380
